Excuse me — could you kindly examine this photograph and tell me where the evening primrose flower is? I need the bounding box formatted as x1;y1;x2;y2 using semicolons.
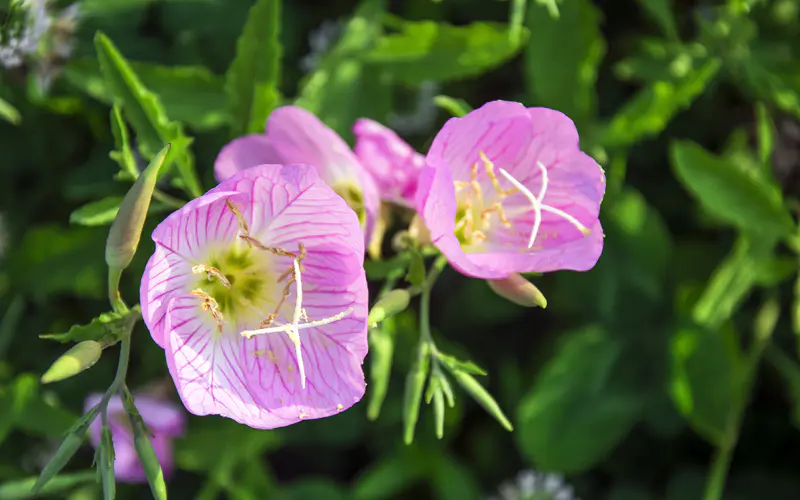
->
141;164;368;429
85;392;185;483
213;106;380;239
353;118;425;208
416;100;605;279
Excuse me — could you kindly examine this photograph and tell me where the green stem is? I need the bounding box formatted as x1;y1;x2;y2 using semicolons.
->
99;335;132;427
107;267;127;314
420;256;448;348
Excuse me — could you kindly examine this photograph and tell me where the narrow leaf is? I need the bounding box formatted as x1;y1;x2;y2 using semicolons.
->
41;307;139;344
0;374;38;445
94;32;202;197
99;426;116;500
635;0;678;40
437;352;487;376
69;197;124;227
0;471;96;500
226;0;282;136
109;104;139;179
0;96;21;125
754;102;776;168
433;95;472;118
450;369;513;431
432;385;445;439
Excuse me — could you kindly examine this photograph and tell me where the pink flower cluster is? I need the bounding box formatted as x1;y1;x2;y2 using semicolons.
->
140;100;606;431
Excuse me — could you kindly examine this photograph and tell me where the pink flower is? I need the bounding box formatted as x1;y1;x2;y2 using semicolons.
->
85;392;185;484
140;163;368;429
214;106;380;238
353;118;425;207
416;100;605;279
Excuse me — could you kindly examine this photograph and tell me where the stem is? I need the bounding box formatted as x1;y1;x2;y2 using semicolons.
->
420;256;448;347
99;335;133;425
107;267;127;314
153;189;188;209
704;443;734;500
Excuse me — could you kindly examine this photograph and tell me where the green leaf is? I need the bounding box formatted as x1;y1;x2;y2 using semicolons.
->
403;342;430;444
436;352;487;376
122;388;167;500
41;307;140;344
671;140;794;239
448;368;513;432
64;59;228;131
367;320;395;421
295;0;389;139
93;32;202;197
33;405;101;493
0;374;38;446
69;197;124;227
0;96;21;125
524;0;605;125
533;0;561;18
692;235;772;329
366;20;528;85
764;345;800;429
226;0;282;136
517;326;642;473
635;0;678;40
754;102;777;167
738;43;800;120
602;58;721;147
0;295;25;362
109;104;139;179
429;454;482;500
0;471;96;500
669;325;741;445
281;479;347;500
98;426;116;500
433;95;472;118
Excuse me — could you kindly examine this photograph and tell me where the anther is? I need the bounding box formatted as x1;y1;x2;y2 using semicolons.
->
190;288;224;332
226;199;250;236
479;151;517;198
192;264;231;288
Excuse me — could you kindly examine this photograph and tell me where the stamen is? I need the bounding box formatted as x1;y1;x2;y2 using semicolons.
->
241;308;354;338
191;264;231;288
190;288;224;332
226;199;250;236
479;151;517;198
481;202;513;228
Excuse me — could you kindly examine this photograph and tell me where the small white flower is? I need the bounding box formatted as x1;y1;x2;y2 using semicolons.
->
488;469;580;500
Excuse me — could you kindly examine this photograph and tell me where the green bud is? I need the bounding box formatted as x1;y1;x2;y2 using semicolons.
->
368;289;411;326
451;369;513;432
99;426;116;500
402;342;430;445
487;273;547;308
41;341;103;384
105;143;171;271
122;387;168;500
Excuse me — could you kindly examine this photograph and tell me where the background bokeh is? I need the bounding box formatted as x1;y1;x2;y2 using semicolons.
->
1;0;800;498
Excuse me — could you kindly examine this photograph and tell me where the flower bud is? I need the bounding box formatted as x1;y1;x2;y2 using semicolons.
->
105;143;171;271
368;289;411;326
409;214;431;247
41;340;103;384
487;273;547;308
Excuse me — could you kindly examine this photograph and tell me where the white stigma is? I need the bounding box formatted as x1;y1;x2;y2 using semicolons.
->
239;257;354;389
498;162;590;248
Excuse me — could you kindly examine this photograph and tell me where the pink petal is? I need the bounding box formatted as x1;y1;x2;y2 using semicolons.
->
426;100;533;182
132;395;186;437
141;190;248;348
353;118;425;206
214;134;277;182
263;106;380;238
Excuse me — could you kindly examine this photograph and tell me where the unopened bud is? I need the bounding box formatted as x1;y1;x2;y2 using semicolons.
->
105;143;171;271
487;273;547;308
41;340;103;384
368;289;412;326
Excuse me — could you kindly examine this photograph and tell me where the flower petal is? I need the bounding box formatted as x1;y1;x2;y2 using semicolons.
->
141;190;248;348
426;100;532;182
214;134;277;183
353;118;425;206
164;294;295;429
133;395;186;437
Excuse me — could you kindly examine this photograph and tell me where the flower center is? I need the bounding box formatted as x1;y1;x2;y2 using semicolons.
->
189;199;352;389
453;151;590;250
334;183;367;229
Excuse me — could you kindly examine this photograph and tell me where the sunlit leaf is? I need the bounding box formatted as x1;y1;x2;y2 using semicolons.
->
69;197;124;227
671;140;794;240
602;58;721;147
226;0;282;136
367;20;528;85
64;59;228;131
0;374;37;446
94;32;202;197
40;307;139;344
0;96;21;125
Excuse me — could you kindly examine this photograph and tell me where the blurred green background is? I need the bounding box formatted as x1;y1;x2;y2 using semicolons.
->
1;0;800;498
